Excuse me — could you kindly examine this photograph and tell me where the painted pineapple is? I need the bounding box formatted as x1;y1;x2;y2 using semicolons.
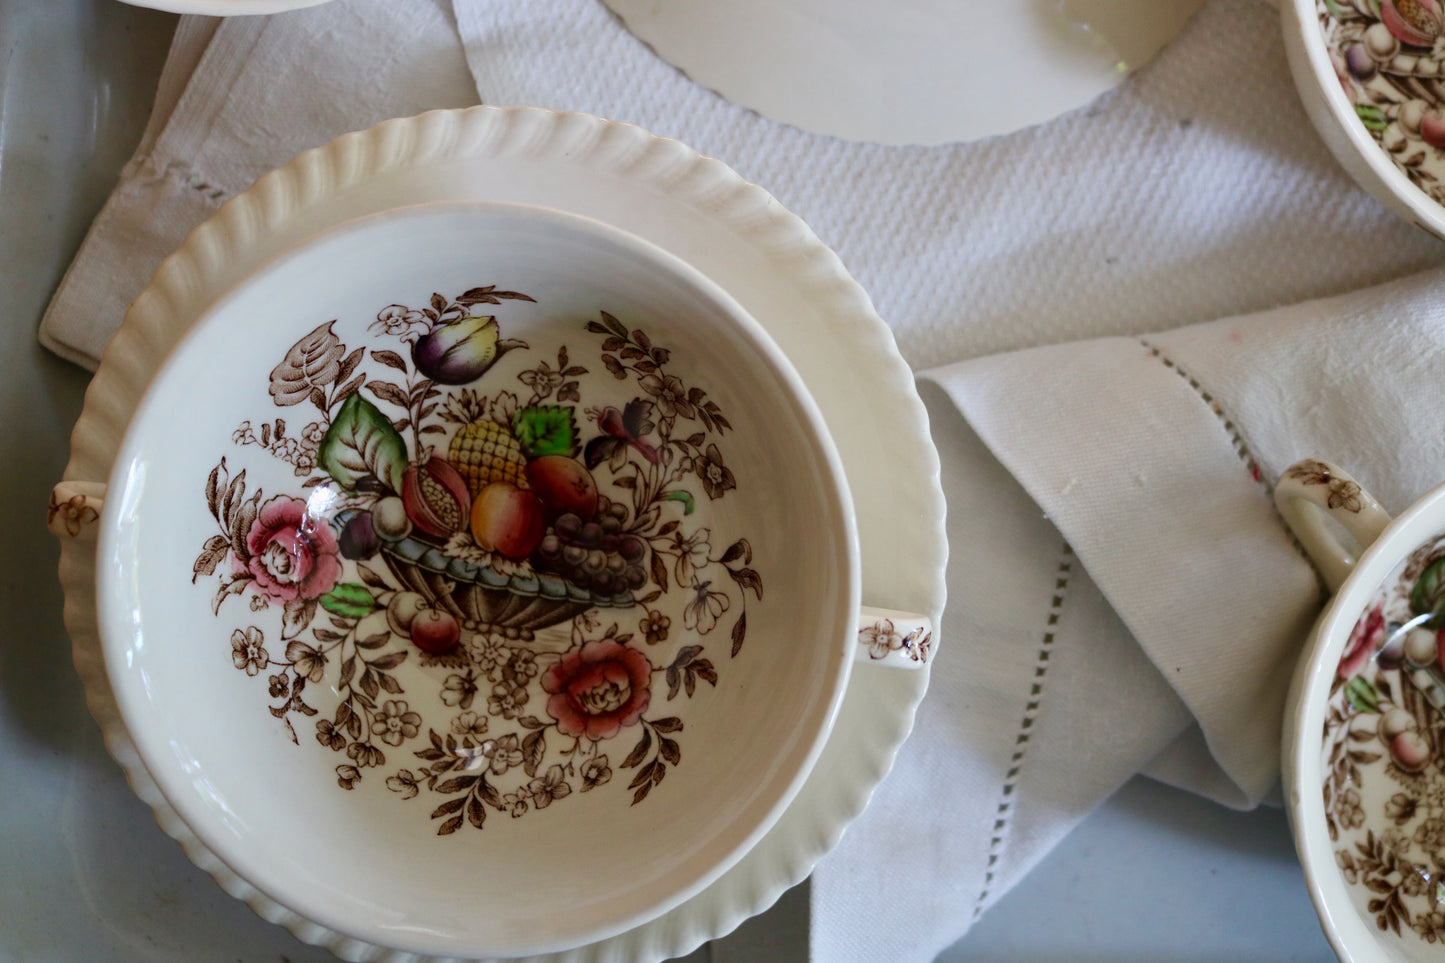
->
449;420;528;496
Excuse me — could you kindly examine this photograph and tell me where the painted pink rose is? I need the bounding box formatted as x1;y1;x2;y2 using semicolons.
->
542;639;652;740
241;495;342;602
1339;602;1387;680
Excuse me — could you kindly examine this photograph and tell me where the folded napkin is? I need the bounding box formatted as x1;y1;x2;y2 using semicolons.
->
38;0;477;369
37;0;1445;960
831;266;1445;962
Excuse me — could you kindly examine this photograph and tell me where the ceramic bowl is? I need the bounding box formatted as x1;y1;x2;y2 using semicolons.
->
48;105;949;963
1283;0;1445;239
1280;459;1445;961
73;200;929;958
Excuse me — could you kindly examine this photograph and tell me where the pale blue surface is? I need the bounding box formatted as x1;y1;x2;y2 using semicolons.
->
943;777;1331;962
0;2;1332;960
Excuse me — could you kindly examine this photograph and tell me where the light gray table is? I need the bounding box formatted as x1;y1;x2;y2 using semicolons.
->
0;2;1334;960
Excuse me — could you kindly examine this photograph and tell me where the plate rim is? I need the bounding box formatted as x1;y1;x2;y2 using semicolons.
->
117;0;335;15
58;105;947;962
597;0;1206;145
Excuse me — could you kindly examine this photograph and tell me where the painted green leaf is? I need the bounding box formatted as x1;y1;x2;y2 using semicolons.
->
662;490;696;515
319;582;378;619
1410;558;1445;625
512;405;578;458
1355;104;1388;133
319;393;408;492
1345;675;1381;713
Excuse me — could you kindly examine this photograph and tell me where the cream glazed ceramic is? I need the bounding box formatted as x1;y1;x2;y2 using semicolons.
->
56;201;930;959
1280;459;1445;962
601;0;1205;145
118;0;335;14
50;107;947;963
1283;0;1445;239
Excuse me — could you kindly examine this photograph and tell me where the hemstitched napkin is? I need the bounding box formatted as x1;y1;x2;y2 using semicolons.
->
37;0;477;370
860;268;1445;961
901;264;1445;954
34;0;1445;960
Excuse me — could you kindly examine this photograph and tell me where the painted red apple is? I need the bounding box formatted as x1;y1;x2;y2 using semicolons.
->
1423;111;1445;149
524;455;599;520
471;481;546;560
410;607;460;655
1391;730;1432;773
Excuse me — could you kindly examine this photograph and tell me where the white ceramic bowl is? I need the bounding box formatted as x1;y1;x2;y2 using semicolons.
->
49;104;948;963
1283;0;1445;239
92;201;860;958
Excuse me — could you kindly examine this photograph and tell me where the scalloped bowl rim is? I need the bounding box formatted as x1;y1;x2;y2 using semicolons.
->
93;199;861;958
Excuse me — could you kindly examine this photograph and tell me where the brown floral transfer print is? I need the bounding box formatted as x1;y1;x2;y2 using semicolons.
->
192;288;764;832
1324;531;1445;942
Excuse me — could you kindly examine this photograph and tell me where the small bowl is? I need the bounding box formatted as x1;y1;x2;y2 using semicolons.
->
1281;460;1445;961
88;201;868;959
1283;0;1445;240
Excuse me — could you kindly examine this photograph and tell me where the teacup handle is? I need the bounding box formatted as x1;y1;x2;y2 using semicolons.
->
48;480;107;540
855;607;934;669
1273;459;1392;592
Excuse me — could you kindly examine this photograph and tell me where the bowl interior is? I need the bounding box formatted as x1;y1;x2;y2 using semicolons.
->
1289;0;1445;234
1289;485;1445;962
96;202;856;957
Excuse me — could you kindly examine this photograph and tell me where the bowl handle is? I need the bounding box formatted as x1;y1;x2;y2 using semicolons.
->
856;607;934;668
47;481;106;540
1273;460;1392;592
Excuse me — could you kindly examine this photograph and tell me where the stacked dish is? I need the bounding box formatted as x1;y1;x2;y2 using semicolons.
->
50;107;947;961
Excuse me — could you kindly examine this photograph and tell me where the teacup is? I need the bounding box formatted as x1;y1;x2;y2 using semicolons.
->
1279;458;1445;961
49;201;933;958
1282;0;1445;240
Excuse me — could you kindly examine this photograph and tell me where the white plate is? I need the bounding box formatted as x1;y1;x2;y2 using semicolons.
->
601;0;1207;145
118;0;334;14
58;106;946;961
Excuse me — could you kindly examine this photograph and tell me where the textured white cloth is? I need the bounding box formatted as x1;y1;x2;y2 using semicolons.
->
35;0;1445;960
37;0;477;368
899;268;1445;961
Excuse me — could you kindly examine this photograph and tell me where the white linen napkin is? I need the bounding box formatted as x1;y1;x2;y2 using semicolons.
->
851;267;1445;962
35;0;1445;960
37;0;477;369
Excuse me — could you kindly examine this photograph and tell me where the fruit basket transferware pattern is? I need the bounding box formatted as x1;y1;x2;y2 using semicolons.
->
193;283;763;833
1323;525;1445;944
1319;0;1445;207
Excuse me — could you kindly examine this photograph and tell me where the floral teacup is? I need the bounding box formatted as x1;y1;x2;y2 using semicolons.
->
49;202;933;959
1279;458;1445;961
1283;0;1445;239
